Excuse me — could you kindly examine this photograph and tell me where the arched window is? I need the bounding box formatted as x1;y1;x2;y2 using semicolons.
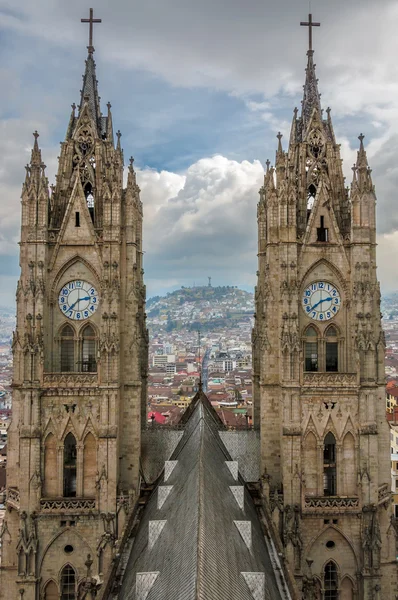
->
44;433;57;497
324;561;338;600
305;327;318;372
81;325;96;372
323;433;337;496
326;326;338;372
44;580;58;600
63;433;77;498
60;564;76;600
60;325;75;372
83;432;96;497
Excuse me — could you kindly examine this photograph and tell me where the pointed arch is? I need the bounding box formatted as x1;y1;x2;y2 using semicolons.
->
300;258;347;294
43;579;58;600
342;432;356;496
80;324;97;373
60;324;75;372
303;430;318;496
83;432;97;497
341;575;355;600
304;325;319;372
44;432;58;497
323;560;339;600
50;255;100;300
63;433;77;498
60;563;77;600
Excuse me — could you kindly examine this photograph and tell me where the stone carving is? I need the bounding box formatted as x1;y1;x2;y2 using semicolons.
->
16;512;38;577
363;506;382;570
43;373;97;388
304;496;359;510
283;504;303;570
303;372;357;387
6;487;20;509
40;498;95;511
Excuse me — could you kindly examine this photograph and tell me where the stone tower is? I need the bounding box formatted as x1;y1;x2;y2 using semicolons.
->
253;17;397;600
0;14;147;600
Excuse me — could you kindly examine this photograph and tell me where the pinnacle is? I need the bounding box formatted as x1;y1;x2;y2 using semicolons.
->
301;50;322;129
30;131;42;167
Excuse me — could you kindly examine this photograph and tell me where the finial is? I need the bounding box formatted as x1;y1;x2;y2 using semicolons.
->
81;8;102;55
107;101;112;112
293;107;298;117
129;156;135;168
277;132;283;153
358;133;365;148
33;131;39;141
265;159;270;173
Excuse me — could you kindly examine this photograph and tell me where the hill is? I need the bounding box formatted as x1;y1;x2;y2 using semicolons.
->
146;286;254;332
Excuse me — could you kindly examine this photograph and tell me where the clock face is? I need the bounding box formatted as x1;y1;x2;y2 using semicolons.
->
58;280;99;321
302;281;341;322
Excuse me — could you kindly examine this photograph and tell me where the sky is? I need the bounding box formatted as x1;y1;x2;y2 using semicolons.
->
1;0;398;306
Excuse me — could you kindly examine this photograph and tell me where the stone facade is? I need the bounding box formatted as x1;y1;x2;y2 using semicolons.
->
253;49;397;598
0;48;147;599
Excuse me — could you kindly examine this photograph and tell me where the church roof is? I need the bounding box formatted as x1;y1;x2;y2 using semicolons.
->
117;392;290;600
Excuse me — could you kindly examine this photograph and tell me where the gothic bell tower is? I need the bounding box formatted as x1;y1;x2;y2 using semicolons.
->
0;10;147;599
253;15;397;599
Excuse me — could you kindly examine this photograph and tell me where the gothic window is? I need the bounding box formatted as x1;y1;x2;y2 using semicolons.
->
305;326;318;372
324;561;338;600
83;432;97;497
63;433;77;498
60;325;75;372
44;433;58;497
81;325;97;372
323;433;337;496
60;564;76;600
326;326;338;372
44;580;59;600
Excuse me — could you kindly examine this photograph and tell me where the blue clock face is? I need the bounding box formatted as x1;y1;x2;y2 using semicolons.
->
58;280;99;321
302;281;341;321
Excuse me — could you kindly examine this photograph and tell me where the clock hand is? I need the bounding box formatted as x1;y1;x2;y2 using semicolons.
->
69;296;91;310
311;296;333;311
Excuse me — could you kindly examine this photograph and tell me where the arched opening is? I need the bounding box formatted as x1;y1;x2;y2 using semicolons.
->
305;326;318;372
340;576;354;600
324;561;339;600
44;433;57;497
81;325;96;372
342;433;356;496
326;326;338;372
303;432;318;495
60;325;75;372
84;180;95;223
44;580;59;600
83;432;97;497
63;433;77;498
307;183;317;213
323;433;337;496
60;564;77;600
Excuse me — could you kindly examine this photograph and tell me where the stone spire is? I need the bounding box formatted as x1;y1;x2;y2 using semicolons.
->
79;52;102;130
23;132;48;195
301;50;322;129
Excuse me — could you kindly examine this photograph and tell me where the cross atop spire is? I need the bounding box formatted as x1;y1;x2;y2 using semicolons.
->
81;8;102;54
300;13;320;53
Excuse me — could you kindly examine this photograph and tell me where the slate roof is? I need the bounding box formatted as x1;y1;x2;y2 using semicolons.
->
118;392;290;600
